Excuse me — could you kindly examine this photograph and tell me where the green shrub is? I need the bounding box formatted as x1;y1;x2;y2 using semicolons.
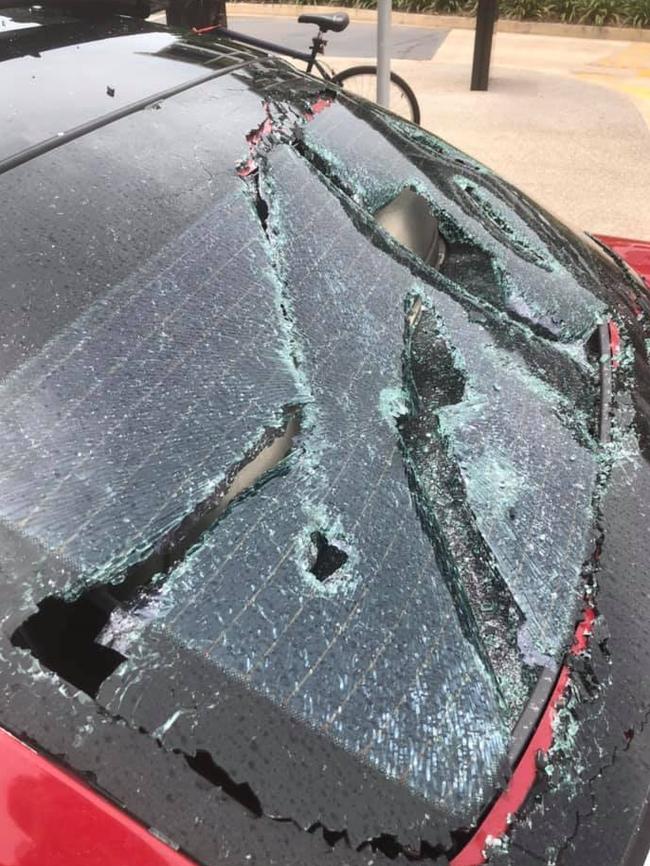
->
266;0;650;27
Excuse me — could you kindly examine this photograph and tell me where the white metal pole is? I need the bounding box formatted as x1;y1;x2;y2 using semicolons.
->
376;0;391;108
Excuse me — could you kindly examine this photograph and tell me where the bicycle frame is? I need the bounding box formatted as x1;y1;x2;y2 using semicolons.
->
192;20;421;124
204;26;332;79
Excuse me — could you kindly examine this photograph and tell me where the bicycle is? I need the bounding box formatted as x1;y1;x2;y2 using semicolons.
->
197;12;420;124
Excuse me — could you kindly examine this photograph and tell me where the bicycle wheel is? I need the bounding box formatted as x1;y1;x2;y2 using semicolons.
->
332;65;420;125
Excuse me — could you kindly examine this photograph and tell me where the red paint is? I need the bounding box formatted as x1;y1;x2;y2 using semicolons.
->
595;235;650;288
304;96;333;120
608;321;621;368
450;669;570;866
247;116;273;145
236;159;256;178
237;107;274;177
0;728;194;866
191;24;221;35
450;605;595;866
571;605;596;656
237;96;332;177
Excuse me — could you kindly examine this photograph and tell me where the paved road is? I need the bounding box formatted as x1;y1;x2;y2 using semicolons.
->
229;15;449;59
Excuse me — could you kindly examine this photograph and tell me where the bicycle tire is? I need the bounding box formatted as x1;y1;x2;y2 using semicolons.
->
332;65;421;125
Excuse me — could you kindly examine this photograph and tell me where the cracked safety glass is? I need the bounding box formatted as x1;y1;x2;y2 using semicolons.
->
2;46;648;866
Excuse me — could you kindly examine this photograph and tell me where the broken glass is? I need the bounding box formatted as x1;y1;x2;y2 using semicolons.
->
2;33;648;864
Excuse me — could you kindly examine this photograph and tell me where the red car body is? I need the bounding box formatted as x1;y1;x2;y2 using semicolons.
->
0;727;192;866
595;236;650;287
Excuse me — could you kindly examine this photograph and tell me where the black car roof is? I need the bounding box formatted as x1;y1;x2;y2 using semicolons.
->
0;5;260;172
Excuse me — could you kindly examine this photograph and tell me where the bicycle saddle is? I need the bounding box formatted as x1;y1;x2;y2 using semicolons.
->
297;12;350;32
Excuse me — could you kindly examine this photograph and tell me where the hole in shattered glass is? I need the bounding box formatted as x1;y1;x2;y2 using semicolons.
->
254;185;269;235
374;188;446;269
185;750;263;817
11;408;302;696
362;833;403;859
309;531;348;582
440;241;504;309
308;822;349;848
406;307;465;410
12;592;125;698
357;832;446;861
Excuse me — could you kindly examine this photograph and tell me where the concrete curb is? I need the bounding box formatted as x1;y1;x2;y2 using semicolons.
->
227;3;650;43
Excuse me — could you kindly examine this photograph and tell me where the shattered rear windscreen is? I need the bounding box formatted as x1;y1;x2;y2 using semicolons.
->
0;52;627;863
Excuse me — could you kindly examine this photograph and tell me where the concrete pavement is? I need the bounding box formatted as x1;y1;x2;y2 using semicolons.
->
321;26;650;239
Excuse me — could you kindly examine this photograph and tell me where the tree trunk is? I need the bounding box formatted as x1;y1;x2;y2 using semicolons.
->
166;0;227;27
